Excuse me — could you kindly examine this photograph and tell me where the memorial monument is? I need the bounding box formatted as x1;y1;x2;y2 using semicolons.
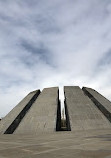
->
0;86;111;134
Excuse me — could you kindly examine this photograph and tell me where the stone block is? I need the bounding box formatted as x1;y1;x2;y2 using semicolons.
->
0;90;40;134
14;87;59;134
64;86;111;131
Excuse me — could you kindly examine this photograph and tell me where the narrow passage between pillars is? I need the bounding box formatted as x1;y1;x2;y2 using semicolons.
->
56;87;71;131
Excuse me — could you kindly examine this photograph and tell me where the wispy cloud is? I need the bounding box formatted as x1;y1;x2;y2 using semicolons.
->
0;0;111;116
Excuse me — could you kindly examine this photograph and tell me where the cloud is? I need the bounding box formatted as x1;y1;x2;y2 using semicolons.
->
0;0;111;117
98;49;111;66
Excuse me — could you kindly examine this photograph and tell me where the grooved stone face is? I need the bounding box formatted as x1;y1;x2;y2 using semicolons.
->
84;87;111;114
14;87;59;134
64;86;111;131
0;90;40;134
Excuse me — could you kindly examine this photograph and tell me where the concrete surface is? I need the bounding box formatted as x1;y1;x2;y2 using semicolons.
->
0;129;111;158
83;87;111;122
0;90;40;134
14;87;59;134
64;86;111;131
0;86;111;157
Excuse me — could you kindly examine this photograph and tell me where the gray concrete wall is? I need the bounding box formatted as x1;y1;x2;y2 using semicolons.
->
83;87;111;122
0;90;40;134
14;87;59;134
64;86;111;131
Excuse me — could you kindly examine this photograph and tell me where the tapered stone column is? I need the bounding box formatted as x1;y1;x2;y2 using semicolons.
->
64;86;111;131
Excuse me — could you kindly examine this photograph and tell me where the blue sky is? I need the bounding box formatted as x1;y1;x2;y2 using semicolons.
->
0;0;111;117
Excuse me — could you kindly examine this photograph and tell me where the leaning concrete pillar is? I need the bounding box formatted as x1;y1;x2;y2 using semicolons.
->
14;87;59;134
0;90;40;134
64;86;111;131
83;87;111;123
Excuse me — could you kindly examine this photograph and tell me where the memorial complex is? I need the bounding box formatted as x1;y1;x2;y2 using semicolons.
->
0;86;111;157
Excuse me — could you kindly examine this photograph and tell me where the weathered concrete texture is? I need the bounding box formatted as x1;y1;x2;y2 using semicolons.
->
14;87;59;134
0;129;111;158
64;86;111;131
0;90;40;134
83;87;111;122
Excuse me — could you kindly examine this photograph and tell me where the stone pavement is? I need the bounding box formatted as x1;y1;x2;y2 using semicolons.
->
0;129;111;158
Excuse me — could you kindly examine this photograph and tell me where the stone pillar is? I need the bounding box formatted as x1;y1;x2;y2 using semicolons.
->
14;87;59;134
64;86;111;131
0;90;40;134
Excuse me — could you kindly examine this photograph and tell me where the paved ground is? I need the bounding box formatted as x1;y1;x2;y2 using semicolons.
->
0;129;111;158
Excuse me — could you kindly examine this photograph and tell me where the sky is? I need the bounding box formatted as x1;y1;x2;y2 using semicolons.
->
0;0;111;117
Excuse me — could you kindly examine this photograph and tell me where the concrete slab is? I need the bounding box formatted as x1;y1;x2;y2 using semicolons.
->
64;86;111;131
14;87;59;134
0;129;111;158
83;87;111;122
0;90;40;134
